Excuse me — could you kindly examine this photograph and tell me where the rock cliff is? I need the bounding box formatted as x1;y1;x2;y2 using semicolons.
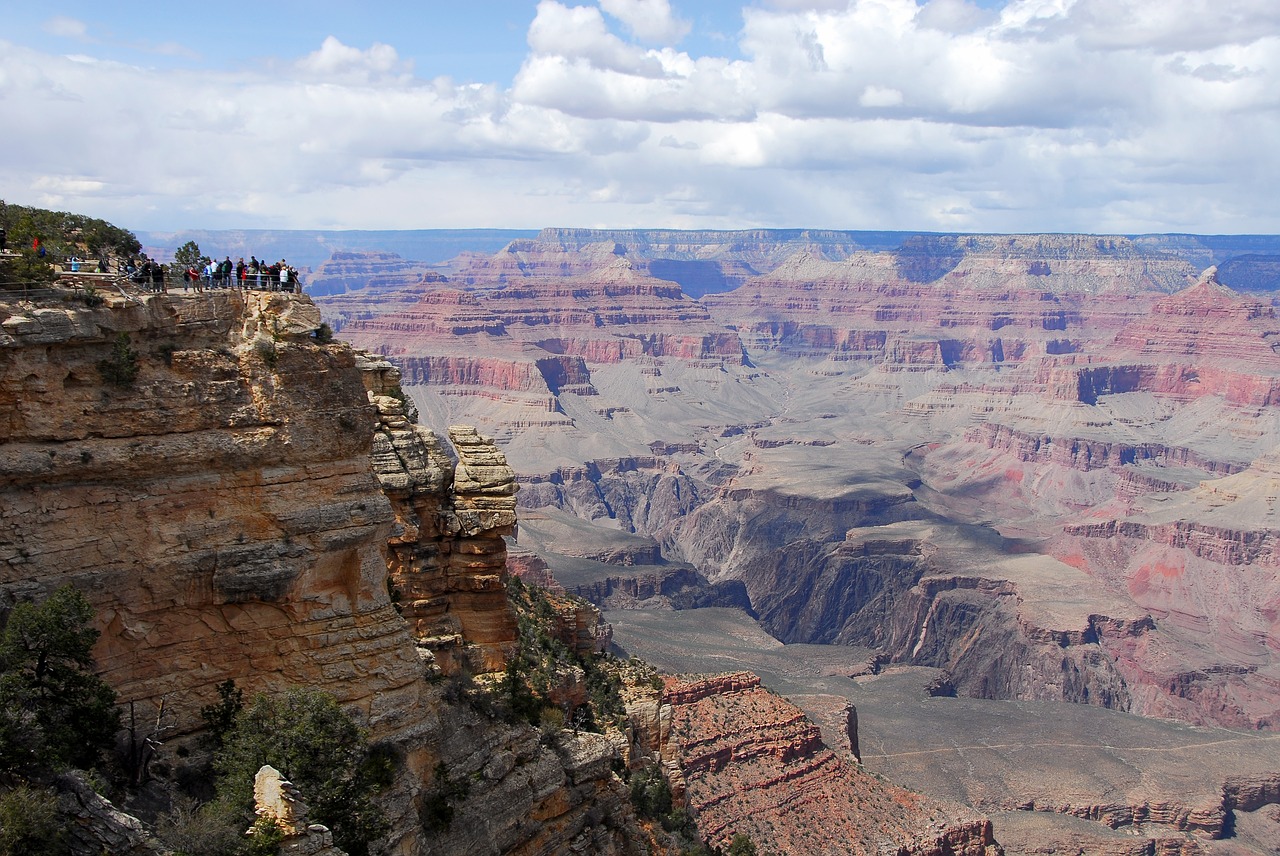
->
0;288;424;742
0;287;648;855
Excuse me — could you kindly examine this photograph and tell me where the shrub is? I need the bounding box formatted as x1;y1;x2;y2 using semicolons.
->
154;796;244;856
97;333;139;387
214;688;390;856
199;679;243;749
0;250;56;289
418;761;470;831
253;338;278;369
0;785;67;855
77;285;104;308
629;765;672;820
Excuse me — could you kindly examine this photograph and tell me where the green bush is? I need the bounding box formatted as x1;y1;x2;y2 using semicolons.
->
629;765;672;820
214;688;390;856
254;338;278;369
0;785;68;855
418;761;469;831
154;796;245;856
199;679;243;749
0;249;57;289
0;200;140;260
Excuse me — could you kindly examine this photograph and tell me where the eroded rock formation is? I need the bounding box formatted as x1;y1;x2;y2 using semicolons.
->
361;352;518;674
626;671;1001;855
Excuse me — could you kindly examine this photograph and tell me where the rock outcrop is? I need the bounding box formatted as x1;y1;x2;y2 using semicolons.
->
630;672;1002;855
362;353;519;674
251;765;347;856
0;288;424;742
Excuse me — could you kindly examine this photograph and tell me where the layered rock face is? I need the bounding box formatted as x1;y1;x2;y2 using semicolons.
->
0;289;424;739
330;255;747;443
308;251;447;299
361;354;519;674
314;237;1280;731
630;672;1001;855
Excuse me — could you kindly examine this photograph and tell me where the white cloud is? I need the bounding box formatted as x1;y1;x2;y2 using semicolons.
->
915;0;995;33
527;1;664;76
860;85;903;107
599;0;691;43
42;16;90;40
296;36;412;83
1;1;1279;234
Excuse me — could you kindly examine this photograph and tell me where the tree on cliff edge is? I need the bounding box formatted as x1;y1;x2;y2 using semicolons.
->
173;240;203;270
0;586;120;776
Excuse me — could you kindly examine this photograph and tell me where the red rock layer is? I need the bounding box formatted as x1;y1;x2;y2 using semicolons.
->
657;672;1000;855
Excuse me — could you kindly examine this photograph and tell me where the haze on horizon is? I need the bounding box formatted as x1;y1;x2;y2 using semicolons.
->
2;0;1278;236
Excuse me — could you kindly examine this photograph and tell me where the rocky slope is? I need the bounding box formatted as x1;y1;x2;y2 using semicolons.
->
636;671;1001;855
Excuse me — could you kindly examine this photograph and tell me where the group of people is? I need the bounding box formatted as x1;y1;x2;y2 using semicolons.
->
121;255;302;294
187;256;301;293
124;256;169;292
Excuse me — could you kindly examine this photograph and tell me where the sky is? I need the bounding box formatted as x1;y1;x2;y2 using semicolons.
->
1;0;1278;235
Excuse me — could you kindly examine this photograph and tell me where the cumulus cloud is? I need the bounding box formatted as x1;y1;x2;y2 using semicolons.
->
2;0;1279;233
914;0;994;34
296;36;412;83
527;1;664;75
599;0;691;43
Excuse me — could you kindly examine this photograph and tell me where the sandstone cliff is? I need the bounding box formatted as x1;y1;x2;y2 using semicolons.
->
0;287;649;855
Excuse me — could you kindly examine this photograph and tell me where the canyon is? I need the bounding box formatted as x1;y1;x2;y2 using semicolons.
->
1;281;1005;855
316;228;1280;853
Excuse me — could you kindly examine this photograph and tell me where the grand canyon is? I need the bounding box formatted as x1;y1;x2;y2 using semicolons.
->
4;226;1280;855
314;228;1280;853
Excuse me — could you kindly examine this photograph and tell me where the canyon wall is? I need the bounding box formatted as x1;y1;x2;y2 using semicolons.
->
321;236;1280;734
0;288;651;856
